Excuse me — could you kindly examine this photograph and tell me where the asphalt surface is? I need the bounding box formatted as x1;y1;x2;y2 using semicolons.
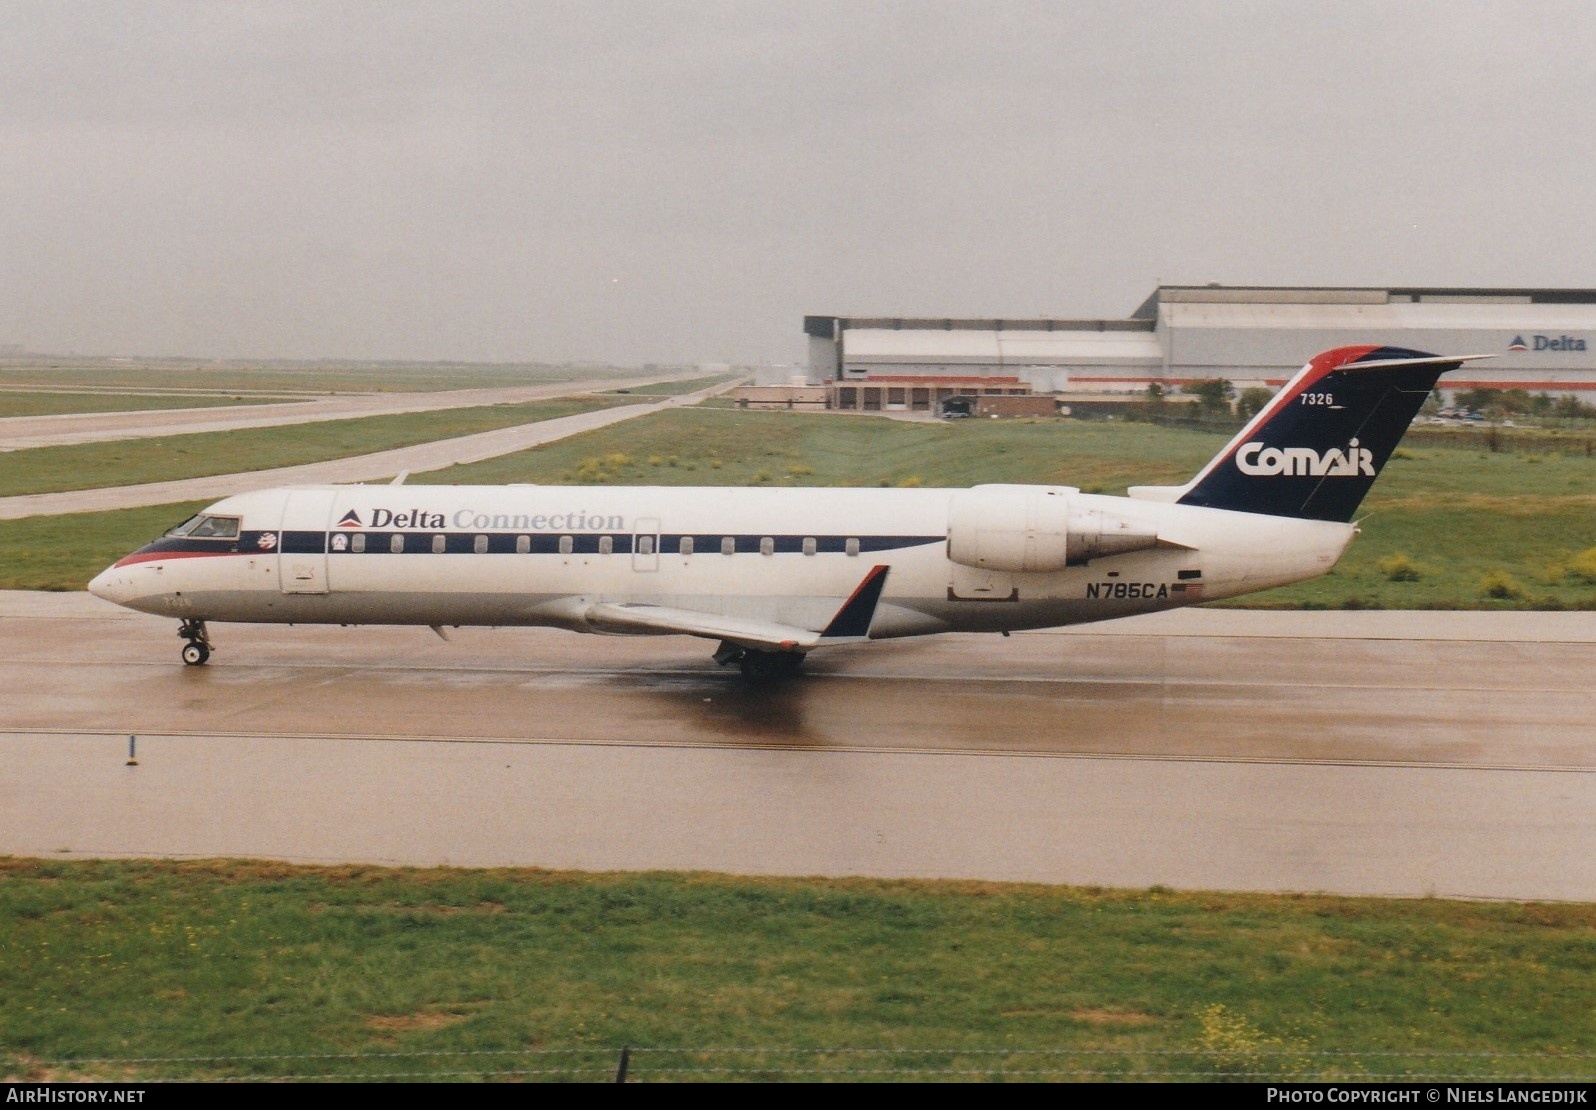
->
4;592;1591;901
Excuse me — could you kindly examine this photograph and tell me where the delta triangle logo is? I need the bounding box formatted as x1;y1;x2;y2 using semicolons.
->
1508;336;1529;352
336;510;363;528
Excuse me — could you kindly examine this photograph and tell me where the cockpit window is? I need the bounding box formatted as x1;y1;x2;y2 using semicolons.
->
166;514;240;540
165;514;206;537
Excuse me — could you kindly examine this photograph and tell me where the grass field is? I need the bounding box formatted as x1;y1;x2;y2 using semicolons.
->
429;410;1217;490
0;396;631;498
0;859;1590;1083
424;410;1596;611
3;409;1593;605
0;391;294;418
0;502;211;590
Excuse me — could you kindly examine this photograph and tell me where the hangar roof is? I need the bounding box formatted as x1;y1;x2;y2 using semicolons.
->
1161;300;1596;330
809;288;1596;340
1135;285;1596;318
804;315;1152;338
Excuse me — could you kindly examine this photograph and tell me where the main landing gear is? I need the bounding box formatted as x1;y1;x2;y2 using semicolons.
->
178;619;212;666
714;640;806;682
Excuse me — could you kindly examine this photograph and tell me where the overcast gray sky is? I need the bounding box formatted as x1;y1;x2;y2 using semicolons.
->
3;1;1593;366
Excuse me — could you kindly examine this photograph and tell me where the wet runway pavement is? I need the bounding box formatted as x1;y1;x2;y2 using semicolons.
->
3;593;1592;900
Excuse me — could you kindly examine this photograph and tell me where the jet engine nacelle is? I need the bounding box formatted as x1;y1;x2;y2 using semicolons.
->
947;485;1161;572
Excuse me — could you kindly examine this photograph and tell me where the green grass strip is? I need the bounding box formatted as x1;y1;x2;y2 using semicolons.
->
423;408;1220;491
0;502;211;590
420;410;1596;609
0;859;1590;1082
6;410;1595;604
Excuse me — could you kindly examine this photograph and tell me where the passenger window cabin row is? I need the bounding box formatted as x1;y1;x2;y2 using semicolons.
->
341;533;862;556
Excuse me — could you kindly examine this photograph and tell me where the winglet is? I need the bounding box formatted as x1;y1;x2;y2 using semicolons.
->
819;565;890;640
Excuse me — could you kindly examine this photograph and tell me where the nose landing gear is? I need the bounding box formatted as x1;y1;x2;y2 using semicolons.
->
178;619;212;666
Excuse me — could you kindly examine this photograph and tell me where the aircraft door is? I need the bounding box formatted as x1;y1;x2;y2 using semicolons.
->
278;489;339;595
632;517;660;572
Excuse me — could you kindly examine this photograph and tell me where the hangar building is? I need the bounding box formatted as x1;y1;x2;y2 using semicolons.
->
804;286;1596;410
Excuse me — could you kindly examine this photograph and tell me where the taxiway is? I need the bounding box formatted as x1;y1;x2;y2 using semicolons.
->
2;592;1590;901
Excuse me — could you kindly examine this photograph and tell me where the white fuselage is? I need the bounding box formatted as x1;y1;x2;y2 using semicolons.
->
88;483;1355;643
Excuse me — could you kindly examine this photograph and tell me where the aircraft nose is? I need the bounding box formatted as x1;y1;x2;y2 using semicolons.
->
88;565;133;604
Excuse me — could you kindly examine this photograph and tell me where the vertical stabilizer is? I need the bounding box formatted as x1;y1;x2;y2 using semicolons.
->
1171;346;1483;522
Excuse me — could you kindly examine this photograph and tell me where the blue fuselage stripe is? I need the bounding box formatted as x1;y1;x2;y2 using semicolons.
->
137;531;944;559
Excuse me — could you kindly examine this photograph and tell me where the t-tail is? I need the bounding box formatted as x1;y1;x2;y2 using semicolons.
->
1131;346;1490;522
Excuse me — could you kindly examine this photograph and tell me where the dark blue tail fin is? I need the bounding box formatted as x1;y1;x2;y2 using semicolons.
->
1169;346;1478;522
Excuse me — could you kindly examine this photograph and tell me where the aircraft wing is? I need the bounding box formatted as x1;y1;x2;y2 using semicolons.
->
583;603;829;652
584;565;891;653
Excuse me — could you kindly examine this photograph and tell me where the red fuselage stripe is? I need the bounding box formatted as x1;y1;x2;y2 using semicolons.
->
113;550;248;568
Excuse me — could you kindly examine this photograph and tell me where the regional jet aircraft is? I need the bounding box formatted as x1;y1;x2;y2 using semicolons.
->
89;346;1482;679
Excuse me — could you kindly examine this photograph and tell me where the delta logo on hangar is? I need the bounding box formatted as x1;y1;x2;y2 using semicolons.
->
1508;334;1587;352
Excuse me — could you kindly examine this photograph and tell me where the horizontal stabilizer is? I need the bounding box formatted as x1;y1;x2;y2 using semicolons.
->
1328;353;1494;372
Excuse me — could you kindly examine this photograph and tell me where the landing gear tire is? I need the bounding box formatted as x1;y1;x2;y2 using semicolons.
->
737;649;805;683
177;618;212;666
712;640;806;683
